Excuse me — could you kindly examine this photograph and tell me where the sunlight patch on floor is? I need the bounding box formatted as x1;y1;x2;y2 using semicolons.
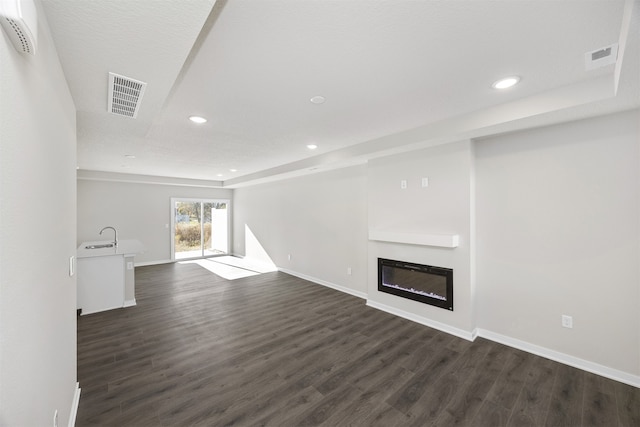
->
212;255;277;273
179;257;260;280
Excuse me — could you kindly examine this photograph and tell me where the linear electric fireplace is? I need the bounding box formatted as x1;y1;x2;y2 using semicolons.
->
378;258;453;311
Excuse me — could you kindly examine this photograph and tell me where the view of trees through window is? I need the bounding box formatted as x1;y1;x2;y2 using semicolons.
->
173;199;228;259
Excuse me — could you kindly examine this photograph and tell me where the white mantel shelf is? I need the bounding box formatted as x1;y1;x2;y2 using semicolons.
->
368;230;459;248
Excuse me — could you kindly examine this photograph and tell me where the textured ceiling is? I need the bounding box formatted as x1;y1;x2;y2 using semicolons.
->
41;0;639;187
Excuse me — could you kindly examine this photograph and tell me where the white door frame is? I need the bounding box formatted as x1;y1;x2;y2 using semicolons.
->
170;197;231;261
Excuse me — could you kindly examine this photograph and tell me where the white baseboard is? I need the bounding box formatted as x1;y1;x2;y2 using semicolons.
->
123;299;136;308
68;382;81;427
477;329;640;388
277;268;367;300
135;259;173;267
366;299;476;341
136;254;252;268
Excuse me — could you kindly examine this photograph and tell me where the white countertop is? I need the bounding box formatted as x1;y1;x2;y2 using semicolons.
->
77;239;145;258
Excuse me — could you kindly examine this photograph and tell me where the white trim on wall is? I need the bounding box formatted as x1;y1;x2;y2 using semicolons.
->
136;259;174;267
68;382;81;427
279;267;640;388
77;170;224;188
366;299;477;341
123;299;137;308
368;230;460;248
278;268;367;300
477;329;640;388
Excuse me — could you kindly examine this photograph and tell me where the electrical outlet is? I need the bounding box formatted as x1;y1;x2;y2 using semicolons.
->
562;315;573;329
421;177;429;188
400;180;407;189
127;262;134;270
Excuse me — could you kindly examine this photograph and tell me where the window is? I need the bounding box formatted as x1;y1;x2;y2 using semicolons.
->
171;198;229;260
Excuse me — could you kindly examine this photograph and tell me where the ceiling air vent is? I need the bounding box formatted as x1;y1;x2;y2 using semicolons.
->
108;72;147;118
585;43;618;71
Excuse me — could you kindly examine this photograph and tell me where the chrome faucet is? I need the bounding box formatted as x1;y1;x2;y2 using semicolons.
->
99;226;118;247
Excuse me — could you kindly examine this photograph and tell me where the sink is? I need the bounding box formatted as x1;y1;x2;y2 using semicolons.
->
85;243;114;249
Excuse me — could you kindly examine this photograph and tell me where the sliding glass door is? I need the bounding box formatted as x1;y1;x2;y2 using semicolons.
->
171;198;229;260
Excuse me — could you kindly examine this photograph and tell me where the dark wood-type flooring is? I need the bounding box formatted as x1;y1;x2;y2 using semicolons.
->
77;263;640;426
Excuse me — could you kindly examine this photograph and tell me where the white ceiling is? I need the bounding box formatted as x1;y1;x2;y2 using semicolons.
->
41;0;640;187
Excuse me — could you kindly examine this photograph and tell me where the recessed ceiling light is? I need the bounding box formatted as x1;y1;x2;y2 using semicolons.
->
310;96;325;104
230;169;238;172
189;115;207;124
124;154;136;159
492;76;520;89
307;144;318;150
217;173;223;177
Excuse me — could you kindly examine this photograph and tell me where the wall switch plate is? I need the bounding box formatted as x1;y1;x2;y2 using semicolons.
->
421;177;429;187
287;254;291;261
562;315;573;328
400;180;407;189
347;267;352;275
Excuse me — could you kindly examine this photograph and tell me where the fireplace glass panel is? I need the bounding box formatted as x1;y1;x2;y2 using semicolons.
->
378;258;453;310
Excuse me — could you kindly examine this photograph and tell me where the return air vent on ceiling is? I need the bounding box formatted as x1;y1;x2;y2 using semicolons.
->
108;72;147;118
584;43;618;71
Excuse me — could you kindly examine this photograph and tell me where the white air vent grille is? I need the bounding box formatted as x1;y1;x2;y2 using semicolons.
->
108;72;147;118
585;43;618;71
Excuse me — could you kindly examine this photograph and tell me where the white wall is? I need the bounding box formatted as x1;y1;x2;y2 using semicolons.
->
233;165;368;296
475;110;640;377
231;110;639;382
367;140;475;336
0;1;78;424
77;179;232;264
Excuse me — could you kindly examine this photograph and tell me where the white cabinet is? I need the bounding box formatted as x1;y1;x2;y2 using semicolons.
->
76;239;144;315
77;255;124;315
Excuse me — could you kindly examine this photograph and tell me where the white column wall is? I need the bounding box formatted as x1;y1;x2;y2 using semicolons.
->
0;1;78;424
366;140;475;336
